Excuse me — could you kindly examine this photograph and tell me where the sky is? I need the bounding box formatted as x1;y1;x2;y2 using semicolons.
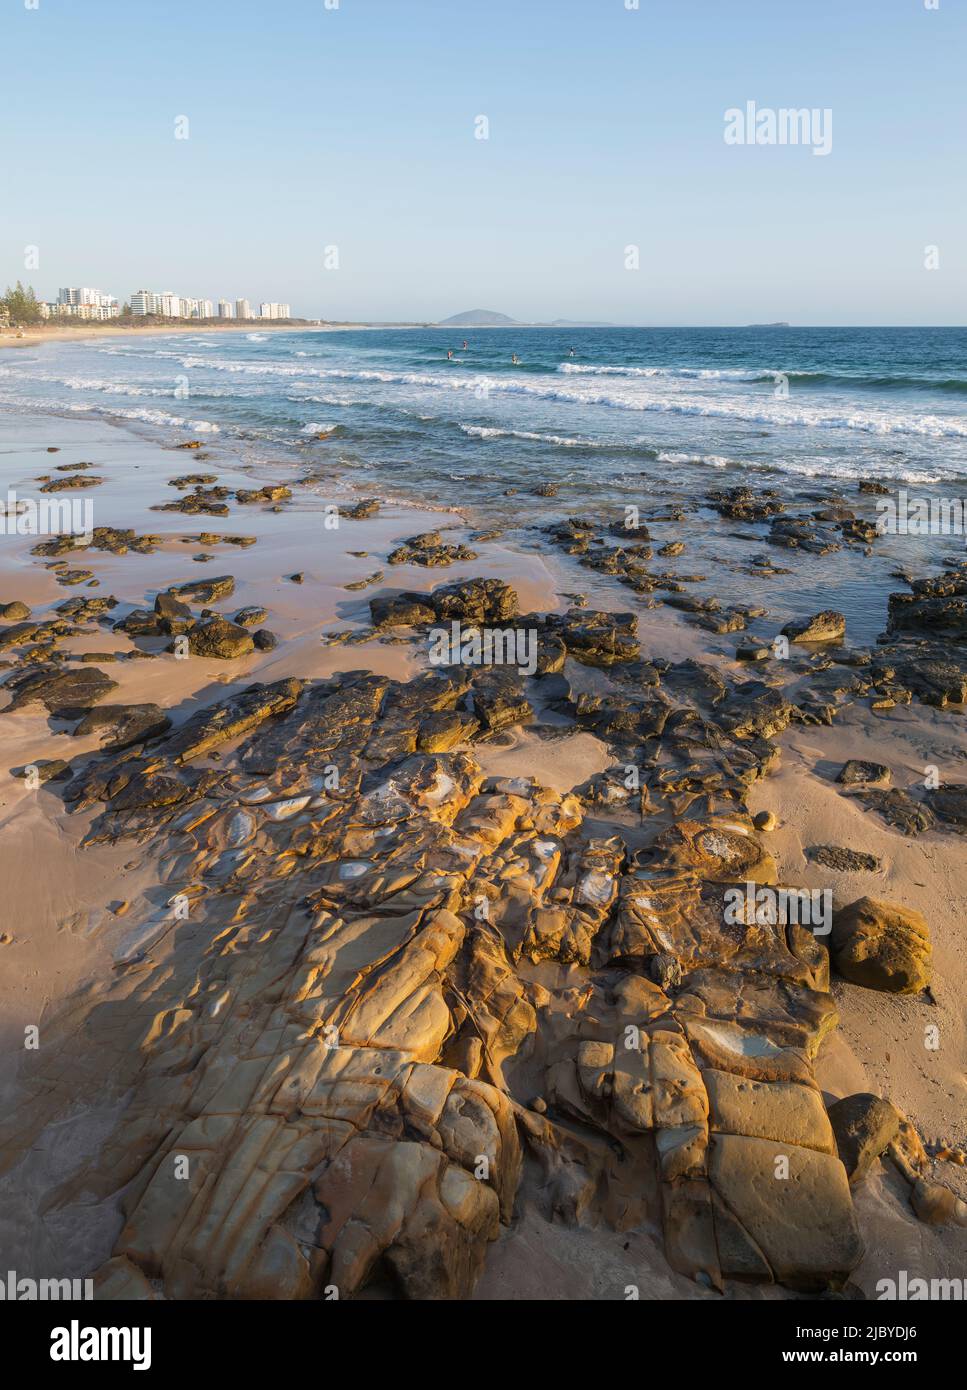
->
1;0;964;325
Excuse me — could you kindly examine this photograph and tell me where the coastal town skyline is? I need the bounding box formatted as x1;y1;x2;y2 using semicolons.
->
35;285;294;323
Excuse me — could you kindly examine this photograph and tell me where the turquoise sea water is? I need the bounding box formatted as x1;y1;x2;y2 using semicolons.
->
2;326;966;518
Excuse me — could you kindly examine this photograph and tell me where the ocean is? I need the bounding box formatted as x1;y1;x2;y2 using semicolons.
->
2;326;966;520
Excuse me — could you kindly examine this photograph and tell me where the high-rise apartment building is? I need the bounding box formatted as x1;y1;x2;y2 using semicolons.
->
130;290;161;316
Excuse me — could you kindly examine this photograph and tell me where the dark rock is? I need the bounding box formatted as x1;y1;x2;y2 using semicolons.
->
72;704;172;751
234;606;269;627
547;608;639;667
837;759;890;787
343;499;381;520
430;578;519;624
387;532;478;567
707;487;784;522
370;594;437;628
781;611;846;644
169;576;236;604
114;609;162;638
154;592;193;622
0;622;46;651
13;759;71;783
470;668;533;733
153;488;231;517
769;517;841;554
929;783;967;829
2;665;119;713
186;619;255;659
859;788;935;837
809;845;881;872
166;678;304;763
40;475;104;492
416;709;480;751
236;485;292;505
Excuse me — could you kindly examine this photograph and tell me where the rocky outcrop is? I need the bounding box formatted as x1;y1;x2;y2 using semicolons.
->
0;650;878;1300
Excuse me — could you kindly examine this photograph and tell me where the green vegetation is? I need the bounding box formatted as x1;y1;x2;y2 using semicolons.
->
1;281;43;326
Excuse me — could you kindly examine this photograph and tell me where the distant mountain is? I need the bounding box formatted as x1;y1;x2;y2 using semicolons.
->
436;309;518;326
747;322;790;328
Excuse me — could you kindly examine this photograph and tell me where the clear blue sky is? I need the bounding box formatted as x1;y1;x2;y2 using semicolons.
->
2;0;964;324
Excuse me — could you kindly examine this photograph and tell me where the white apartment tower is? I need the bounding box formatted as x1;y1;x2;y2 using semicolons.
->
130;290;161;316
235;298;252;320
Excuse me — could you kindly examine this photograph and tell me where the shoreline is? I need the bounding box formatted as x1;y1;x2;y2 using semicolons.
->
0;404;963;1301
0;322;350;351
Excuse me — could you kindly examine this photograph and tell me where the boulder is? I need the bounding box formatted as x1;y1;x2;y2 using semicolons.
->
154;592;193;621
234;607;268;628
370;593;436;628
826;1093;903;1184
781;611;846;643
831;897;931;993
186;619;255;660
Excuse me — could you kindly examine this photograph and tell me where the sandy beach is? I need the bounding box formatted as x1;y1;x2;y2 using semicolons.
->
0;381;963;1303
0;322;351;352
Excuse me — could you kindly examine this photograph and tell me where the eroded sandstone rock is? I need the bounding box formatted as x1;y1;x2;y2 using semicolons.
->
831;897;932;993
